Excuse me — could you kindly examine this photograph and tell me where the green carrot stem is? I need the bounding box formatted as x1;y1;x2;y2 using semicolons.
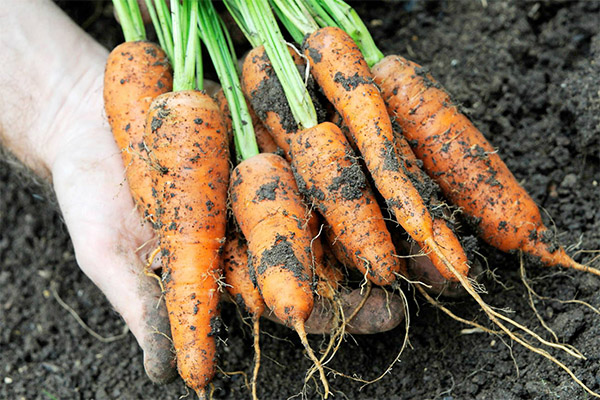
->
223;0;261;48
270;0;319;43
197;0;258;161
113;0;146;42
170;0;198;92
144;0;174;63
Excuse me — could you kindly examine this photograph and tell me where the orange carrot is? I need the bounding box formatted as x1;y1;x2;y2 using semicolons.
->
372;55;599;275
144;90;229;395
291;121;404;285
303;26;469;280
230;153;314;327
103;40;172;217
230;152;330;395
222;230;264;400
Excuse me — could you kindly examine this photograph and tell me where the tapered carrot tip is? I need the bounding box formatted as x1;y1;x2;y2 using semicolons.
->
295;321;330;398
524;241;600;276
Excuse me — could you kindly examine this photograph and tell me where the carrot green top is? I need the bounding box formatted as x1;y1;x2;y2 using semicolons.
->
197;0;259;162
112;0;146;42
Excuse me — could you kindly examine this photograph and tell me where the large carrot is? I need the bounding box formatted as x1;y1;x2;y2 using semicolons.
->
142;1;230;396
372;55;599;276
105;0;172;217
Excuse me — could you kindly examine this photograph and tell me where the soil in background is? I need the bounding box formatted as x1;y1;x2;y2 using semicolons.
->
1;1;599;399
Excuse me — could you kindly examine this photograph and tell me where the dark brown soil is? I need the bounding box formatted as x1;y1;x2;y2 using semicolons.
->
2;1;599;399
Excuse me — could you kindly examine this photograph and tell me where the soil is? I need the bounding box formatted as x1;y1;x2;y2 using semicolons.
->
1;1;599;399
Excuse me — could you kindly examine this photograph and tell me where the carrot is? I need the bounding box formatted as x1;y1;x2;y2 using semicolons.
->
371;55;600;276
229;152;329;390
222;231;264;400
302;26;469;281
140;1;232;396
145;90;228;396
104;2;172;218
291;121;404;285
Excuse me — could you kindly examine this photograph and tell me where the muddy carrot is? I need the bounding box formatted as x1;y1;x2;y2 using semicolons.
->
105;0;172;217
143;1;229;396
372;55;600;276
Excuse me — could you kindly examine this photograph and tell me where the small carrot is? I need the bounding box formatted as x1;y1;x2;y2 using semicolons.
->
291;122;405;285
105;1;172;217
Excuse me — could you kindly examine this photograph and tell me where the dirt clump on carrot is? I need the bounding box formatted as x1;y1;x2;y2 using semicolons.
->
242;45;326;159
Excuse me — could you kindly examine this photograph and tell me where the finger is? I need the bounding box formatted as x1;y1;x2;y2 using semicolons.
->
262;287;405;335
52;127;177;384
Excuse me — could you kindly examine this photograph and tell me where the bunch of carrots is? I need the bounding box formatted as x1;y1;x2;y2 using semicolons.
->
103;0;599;398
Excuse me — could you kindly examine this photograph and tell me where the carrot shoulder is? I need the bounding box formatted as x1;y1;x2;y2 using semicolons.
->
104;40;172;215
372;55;591;273
144;90;229;393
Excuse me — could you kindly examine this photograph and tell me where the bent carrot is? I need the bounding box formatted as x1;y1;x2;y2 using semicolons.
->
372;55;599;276
291;121;404;285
